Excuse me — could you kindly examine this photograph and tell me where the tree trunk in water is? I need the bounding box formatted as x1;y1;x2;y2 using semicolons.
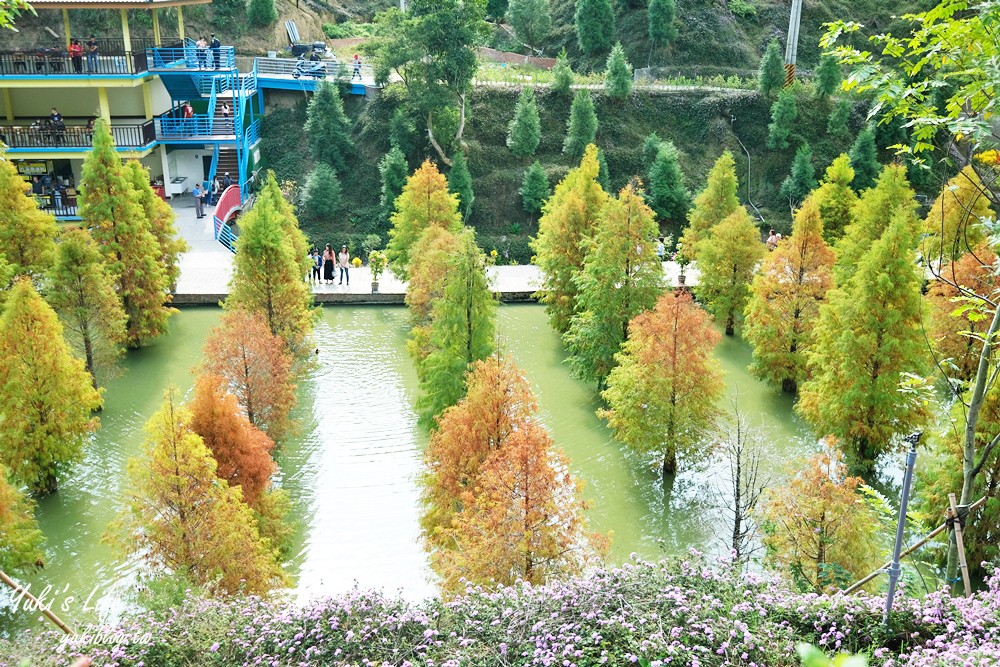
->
781;377;797;393
662;449;677;479
725;312;735;336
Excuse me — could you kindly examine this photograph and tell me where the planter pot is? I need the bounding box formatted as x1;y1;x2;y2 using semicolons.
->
678;273;686;285
371;280;379;293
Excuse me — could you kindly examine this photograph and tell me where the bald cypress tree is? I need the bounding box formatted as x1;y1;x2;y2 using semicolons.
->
0;464;44;572
0;143;56;278
678;151;740;262
79;119;173;349
125;160;186;291
0;279;101;495
804;154;857;243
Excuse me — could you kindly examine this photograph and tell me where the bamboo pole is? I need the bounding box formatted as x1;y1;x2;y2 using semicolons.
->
0;569;75;635
949;493;973;597
842;495;987;595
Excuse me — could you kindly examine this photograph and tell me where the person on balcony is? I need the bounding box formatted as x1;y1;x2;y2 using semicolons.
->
196;36;208;69
193;182;205;219
210;34;221;69
86;36;98;73
352;54;362;81
181;102;194;133
69;39;83;73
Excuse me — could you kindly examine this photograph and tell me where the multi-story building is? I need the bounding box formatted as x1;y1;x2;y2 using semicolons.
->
0;0;264;222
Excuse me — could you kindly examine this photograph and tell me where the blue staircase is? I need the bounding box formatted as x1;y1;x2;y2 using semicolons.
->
149;41;261;250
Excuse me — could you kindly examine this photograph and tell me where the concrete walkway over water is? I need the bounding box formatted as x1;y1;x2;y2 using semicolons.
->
170;199;696;306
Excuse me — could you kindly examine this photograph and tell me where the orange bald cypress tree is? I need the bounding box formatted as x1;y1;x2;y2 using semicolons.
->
202;310;296;443
600;290;724;478
107;388;286;594
744;199;836;393
189;373;276;506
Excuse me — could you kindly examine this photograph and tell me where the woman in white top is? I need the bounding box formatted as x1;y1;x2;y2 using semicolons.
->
338;245;350;285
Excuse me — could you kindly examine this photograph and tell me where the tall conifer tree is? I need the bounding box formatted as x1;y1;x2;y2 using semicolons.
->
758;38;785;97
815;55;842;98
848;126;880;191
448;150;475;220
695;207;766;336
744;199;835;393
767;89;798;150
508;0;552;51
563;89;598;160
0;464;44;572
226;179;314;353
532;144;609;333
803;154;857;242
108;389;286;594
520;161;550;219
565;182;664;387
604;43;633;99
46;228;127;389
303;80;353;173
416;230;496;427
678;151;740;262
125;160;186;291
600;291;724;478
551;50;574;95
648;141;690;227
0;279;101;495
378;144;409;228
575;0;615;54
827;99;851;138
506;88;541;158
799;213;929;464
387;160;464;280
79;119;172;348
779;143;817;209
0;144;56;278
647;0;677;62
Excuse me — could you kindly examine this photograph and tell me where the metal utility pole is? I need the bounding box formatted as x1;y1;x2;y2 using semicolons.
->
884;432;921;622
784;0;804;88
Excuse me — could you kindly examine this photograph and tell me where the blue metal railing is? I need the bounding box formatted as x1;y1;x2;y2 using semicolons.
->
156;115;235;137
147;45;236;70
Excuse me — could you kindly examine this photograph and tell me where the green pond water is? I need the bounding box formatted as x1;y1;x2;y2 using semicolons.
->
2;304;817;634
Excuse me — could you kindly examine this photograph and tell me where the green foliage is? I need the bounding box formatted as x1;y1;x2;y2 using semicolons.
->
245;0;277;27
0;0;33;30
805;154;857;243
647;0;677;50
604;43;633;99
695;207;767;335
520;161;550;215
799;215;929;464
79;119;172;349
448;151;475;220
378;145;409;227
0;279;101;496
563;90;598;160
387;160;463;280
647;141;690;227
797;643;867;667
848;126;880;191
226;174;315;353
780;143;817;207
551;50;574;95
532;145;609;333
759;38;786;97
416;230;496;427
304;81;354;174
565;183;664;387
0;464;44;572
729;0;757;18
597;148;611;192
642;132;662;170
0;143;56;279
815;55;842;98
507;88;542;158
575;0;615;54
827;99;851;139
301;164;343;226
767;89;798;150
679;151;740;262
508;0;551;49
46;228;128;389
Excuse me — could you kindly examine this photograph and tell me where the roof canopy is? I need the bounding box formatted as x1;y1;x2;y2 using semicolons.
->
28;0;211;8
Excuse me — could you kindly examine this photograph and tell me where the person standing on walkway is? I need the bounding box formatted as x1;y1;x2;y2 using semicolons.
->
338;245;350;285
69;39;83;73
351;54;362;81
222;172;233;189
210;34;222;69
193;183;205;218
322;244;335;284
86;35;98;73
309;248;322;284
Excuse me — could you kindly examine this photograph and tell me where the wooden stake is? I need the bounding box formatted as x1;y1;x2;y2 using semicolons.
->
0;569;75;635
949;493;973;598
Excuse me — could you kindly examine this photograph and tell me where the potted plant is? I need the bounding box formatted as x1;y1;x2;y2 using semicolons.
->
674;240;690;286
368;249;388;293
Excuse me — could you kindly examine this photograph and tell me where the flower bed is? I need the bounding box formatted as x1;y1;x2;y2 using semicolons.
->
4;556;999;666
